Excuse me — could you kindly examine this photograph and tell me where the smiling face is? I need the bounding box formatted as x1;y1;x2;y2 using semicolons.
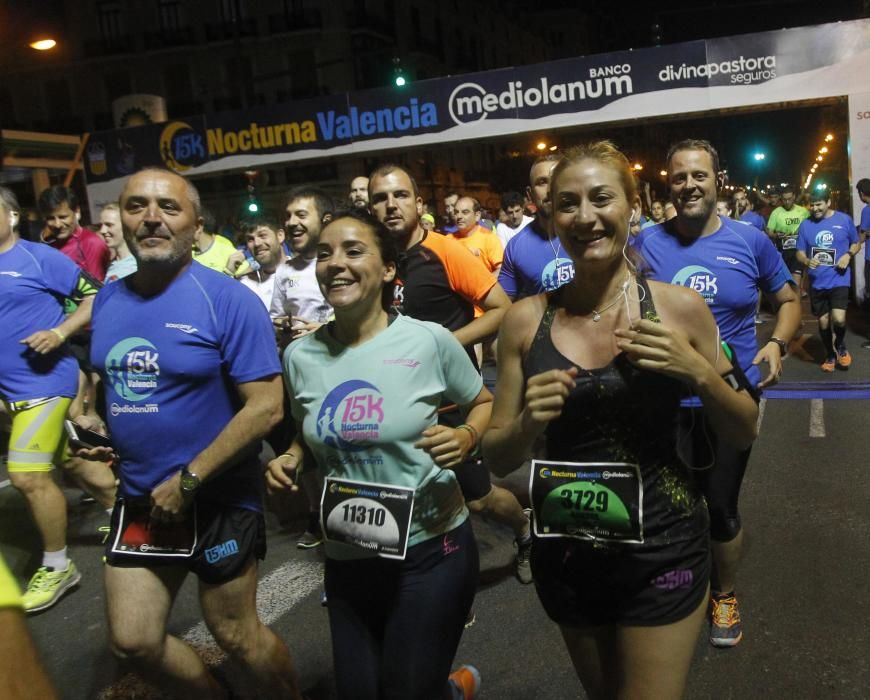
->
284;196;324;257
44;201;77;242
245;224;285;268
552;158;638;267
668;149;718;228
120;170;200;268
99;207;124;250
316;217;396;313
809;197;830;221
369;169;422;242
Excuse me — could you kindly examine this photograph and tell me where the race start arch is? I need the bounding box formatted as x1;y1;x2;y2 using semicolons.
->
85;19;870;224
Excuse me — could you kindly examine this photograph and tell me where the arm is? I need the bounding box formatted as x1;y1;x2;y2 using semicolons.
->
265;428;313;494
753;282;801;387
414;386;492;469
151;374;283;518
614;285;758;449
453;282;511;347
835;240;862;271
483;298;576;476
20;295;95;355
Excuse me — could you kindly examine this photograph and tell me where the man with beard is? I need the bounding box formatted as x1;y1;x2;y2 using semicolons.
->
84;167;302;698
270;186;334;342
796;191;860;371
635;139;801;648
498;155;575;300
443;192;460;234
232;215;287;312
767;184;809;287
495;191;533;249
349;176;369;211
368;164;534;585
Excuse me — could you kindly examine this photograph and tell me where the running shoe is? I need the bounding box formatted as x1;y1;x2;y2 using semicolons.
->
710;592;743;647
836;348;852;369
515;535;533;585
22;562;81;613
861;341;870;349
297;512;322;549
820;357;836;372
448;665;481;700
464;608;476;629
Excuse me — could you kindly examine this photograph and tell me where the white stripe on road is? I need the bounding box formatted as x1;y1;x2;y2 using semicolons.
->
98;560;323;699
809;399;826;438
756;398;767;433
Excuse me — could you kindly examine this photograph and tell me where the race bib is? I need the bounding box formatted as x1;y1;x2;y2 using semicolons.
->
321;477;414;559
529;460;644;543
811;247;835;266
781;236;797;250
110;499;197;557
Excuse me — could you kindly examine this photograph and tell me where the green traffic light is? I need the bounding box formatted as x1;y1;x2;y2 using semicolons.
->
395;74;406;87
247;201;259;213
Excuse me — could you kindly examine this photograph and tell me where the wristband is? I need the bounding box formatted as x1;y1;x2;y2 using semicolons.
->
457;424;480;456
768;337;787;357
50;328;66;342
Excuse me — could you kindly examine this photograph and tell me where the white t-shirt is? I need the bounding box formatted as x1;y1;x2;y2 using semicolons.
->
496;215;534;249
269;255;333;323
240;267;279;314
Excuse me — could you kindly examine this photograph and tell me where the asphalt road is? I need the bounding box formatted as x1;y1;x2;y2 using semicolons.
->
1;310;868;699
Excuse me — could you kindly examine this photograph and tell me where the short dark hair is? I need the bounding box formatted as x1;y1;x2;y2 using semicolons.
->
857;178;870;197
238;214;282;236
445;191;460;200
285;185;334;221
324;208;402;311
368;164;420;197
809;190;830;203
666;139;721;177
501;191;524;210
38;185;79;216
780;184;795;197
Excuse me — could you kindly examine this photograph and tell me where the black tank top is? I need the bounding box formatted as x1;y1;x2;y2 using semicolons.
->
523;279;707;544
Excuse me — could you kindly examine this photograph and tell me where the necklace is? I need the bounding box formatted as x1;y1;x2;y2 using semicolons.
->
590;279;630;322
547;234;562;262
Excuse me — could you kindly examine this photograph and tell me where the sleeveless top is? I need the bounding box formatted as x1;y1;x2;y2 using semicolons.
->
522;279;708;546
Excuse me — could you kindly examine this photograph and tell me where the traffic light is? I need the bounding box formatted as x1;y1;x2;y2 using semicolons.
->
246;197;260;214
392;57;406;87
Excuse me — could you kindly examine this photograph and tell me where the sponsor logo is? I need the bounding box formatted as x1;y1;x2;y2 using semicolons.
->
159;121;206;173
110;403;159;416
164;322;198;334
651;569;694;590
205;539;239;564
602;470;631;479
449;71;634;126
316;380;385;451
815;231;834;247
672;265;718;303
317;99;438;140
716;256;740;265
442;534;460;556
105;337;161;401
382;358;421;368
541;257;575;291
658;55;776;84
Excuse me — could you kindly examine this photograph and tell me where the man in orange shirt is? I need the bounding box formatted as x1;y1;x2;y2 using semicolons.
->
451;196;504;277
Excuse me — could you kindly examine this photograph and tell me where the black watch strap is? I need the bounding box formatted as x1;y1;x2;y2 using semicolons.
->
768;337;787;357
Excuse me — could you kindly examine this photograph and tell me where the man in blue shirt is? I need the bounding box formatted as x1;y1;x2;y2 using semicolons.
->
856;179;870;347
796;192;860;370
498;154;575;300
636;139;801;649
87;168;301;698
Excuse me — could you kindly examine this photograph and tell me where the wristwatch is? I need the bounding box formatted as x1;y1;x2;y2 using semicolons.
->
180;467;201;495
767;337;788;357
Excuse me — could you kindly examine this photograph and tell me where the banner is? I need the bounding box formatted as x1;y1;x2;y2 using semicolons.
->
84;19;870;216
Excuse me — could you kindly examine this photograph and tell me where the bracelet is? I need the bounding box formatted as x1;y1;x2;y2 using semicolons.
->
768;337;788;357
50;328;66;342
280;451;302;462
457;424;480;456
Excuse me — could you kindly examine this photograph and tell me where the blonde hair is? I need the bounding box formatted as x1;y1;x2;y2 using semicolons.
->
550;140;638;204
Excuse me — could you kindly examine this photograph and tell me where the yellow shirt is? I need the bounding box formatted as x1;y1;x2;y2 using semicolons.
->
193;234;239;273
0;555;22;608
449;225;504;274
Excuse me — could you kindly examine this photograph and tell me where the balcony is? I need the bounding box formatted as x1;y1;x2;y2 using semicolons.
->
204;18;258;42
142;26;197;49
267;10;322;34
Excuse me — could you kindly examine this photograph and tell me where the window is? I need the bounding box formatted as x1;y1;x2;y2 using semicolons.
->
158;0;184;33
96;1;124;43
219;0;244;23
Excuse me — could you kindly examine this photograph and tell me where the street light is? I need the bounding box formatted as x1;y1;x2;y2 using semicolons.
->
536;142;547;151
819;146;829;154
825;134;834;142
632;163;643;171
29;38;57;50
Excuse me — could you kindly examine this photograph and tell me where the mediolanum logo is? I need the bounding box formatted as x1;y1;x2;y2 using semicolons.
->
449;67;634;126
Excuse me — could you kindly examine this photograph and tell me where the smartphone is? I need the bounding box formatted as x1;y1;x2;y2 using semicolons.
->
64;419;113;450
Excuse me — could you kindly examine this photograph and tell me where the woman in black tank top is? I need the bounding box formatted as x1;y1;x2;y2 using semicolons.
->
483;141;758;700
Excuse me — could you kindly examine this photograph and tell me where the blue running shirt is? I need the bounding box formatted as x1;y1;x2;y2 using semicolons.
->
498;221;575;300
796;211;858;290
637;217;792;386
91;262;281;511
284;315;483;558
0;240;83;402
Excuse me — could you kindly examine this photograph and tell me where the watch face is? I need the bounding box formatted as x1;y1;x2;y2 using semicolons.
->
180;471;199;491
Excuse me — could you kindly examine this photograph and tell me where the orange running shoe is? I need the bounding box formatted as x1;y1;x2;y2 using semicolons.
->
448;665;481;700
836;348;852;369
710;592;743;647
821;357;836;372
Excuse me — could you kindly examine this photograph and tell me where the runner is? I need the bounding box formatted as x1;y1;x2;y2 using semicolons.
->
483;140;759;698
0;185;99;613
796;191;860;371
269;209;484;700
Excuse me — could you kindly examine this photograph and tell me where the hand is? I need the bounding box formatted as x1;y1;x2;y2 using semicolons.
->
835;254;851;271
808;258;820;269
521;367;579;435
614;320;705;384
752;341;783;388
74;413;107;434
20;329;63;355
225;250;248;275
290;318;323;339
414;425;473;469
71;445;116;462
265;453;302;494
150;471;190;522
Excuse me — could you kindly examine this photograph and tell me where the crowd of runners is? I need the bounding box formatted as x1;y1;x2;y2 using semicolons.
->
2;135;869;699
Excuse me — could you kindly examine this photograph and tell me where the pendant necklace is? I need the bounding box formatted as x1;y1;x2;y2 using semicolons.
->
548;235;562;262
590;279;630;322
